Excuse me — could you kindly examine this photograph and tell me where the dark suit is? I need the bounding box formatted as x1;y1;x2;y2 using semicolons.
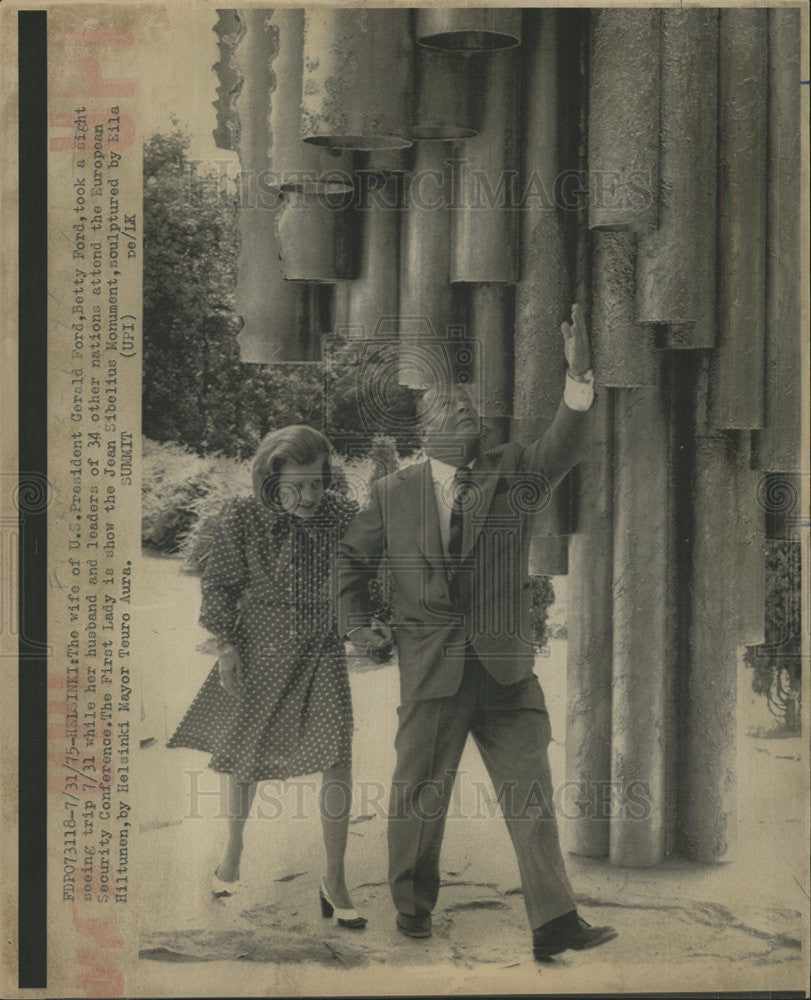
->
337;397;590;928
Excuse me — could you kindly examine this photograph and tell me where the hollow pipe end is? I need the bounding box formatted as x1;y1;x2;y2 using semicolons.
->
303;134;413;152
418;30;520;51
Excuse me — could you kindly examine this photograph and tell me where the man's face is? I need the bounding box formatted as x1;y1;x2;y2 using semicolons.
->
418;385;481;458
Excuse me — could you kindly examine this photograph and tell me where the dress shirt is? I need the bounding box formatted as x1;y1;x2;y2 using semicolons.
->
428;370;594;555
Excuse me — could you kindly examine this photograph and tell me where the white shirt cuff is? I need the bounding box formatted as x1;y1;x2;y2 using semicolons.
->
564;369;595;411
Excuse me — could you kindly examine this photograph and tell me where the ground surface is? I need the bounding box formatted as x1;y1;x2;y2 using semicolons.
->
134;552;808;996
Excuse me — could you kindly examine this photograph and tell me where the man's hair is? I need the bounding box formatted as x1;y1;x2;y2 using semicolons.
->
416;382;473;428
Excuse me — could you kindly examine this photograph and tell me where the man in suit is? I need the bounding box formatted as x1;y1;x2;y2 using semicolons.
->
337;305;617;960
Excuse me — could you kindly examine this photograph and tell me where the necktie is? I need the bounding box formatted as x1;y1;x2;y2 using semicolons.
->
448;465;474;560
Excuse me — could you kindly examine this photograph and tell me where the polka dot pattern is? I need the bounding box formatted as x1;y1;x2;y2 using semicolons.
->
167;491;359;782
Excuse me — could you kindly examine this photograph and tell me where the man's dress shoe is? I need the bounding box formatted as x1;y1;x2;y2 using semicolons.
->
533;910;617;960
396;911;432;938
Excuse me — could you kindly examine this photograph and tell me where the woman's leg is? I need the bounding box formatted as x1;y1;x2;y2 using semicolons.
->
320;764;355;908
216;775;258;882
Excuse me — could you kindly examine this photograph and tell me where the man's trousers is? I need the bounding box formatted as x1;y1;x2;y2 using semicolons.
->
388;650;576;930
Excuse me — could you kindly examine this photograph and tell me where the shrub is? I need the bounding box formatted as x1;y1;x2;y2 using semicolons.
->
744;539;802;733
142;438;250;557
529;575;556;650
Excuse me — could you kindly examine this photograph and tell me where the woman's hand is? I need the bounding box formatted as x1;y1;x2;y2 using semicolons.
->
347;624;394;662
218;647;244;696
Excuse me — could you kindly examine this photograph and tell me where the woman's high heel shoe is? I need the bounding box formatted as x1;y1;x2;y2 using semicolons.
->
319;878;367;929
211;868;241;900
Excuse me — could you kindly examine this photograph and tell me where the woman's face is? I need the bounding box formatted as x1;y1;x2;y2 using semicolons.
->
274;456;325;518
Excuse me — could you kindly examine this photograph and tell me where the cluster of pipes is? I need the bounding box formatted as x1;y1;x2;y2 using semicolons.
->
212;7;802;866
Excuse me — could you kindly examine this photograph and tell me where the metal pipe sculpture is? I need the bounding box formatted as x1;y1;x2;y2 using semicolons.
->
717;9;768;430
636;9;718;348
450;49;520;284
591;231;659;387
417;8;522;51
301;8;413;150
754;8;802;473
610;383;672;867
588;10;660;233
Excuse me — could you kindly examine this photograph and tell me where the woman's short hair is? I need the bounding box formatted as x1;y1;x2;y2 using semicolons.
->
252;424;333;511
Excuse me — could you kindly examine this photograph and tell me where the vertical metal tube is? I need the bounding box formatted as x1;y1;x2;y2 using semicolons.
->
716;9;768;430
231;9;315;362
636;10;718;347
513;10;567;436
413;48;481;140
678;434;739;863
212;10;242;151
610;383;671;867
398;142;460;387
264;10;353;191
450;49;520;284
333;171;401;339
275;189;355;282
567;391;614;856
417;8;521;51
301;9;413;150
513;11;572;566
467;284;513;443
588;10;660;232
752;9;803;472
235;201;317;363
591;231;659;387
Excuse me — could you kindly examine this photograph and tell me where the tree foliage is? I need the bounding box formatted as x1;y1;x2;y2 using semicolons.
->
143;127;325;457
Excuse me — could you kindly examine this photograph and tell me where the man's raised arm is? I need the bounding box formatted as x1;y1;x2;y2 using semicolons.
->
521;302;596;487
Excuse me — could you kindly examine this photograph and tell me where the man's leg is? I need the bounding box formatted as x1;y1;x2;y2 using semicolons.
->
388;669;476;918
470;666;576;930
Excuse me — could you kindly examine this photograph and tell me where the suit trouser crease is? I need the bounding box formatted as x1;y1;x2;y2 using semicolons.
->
388;655;577;929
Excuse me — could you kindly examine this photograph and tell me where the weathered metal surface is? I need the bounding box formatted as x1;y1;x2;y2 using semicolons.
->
260;10;353;191
398;142;460;387
234;199;319;363
716;9;768;429
413;47;481;140
527;534;569;577
567;391;614;856
356;149;408;176
301;9;413;150
678;434;739;863
212;10;243;152
610;386;671;867
732;450;766;646
333;173;401;339
233;9;273;183
275;189;355;283
450;49;520;283
512;11;574;557
417;8;521;51
591;231;660;387
753;9;803;471
636;9;718;346
229;8;317;362
467;284;513;419
513;10;568;432
588;10;660;232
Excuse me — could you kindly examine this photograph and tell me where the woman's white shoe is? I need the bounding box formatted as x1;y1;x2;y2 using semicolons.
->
319;878;367;929
211;868;241;900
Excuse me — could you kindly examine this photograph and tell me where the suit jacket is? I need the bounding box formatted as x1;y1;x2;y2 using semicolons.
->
336;398;591;704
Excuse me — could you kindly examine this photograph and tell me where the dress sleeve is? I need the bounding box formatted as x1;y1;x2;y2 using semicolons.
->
199;499;249;646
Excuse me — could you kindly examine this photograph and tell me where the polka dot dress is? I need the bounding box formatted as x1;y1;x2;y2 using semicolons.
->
167;491;359;782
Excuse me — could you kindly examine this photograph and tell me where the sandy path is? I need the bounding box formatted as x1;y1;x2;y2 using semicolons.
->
132;554;807;995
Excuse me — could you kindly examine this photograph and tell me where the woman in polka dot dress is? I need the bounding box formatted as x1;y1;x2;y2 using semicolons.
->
167;425;367;927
